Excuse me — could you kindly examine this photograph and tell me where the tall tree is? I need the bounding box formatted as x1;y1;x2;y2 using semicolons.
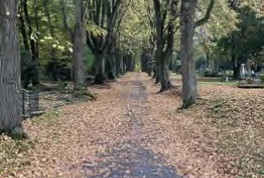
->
152;0;179;92
72;0;86;89
43;0;58;81
86;0;124;84
180;0;215;108
18;0;40;87
21;0;39;85
61;0;87;89
0;0;23;134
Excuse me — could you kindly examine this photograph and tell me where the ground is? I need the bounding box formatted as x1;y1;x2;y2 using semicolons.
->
0;72;263;178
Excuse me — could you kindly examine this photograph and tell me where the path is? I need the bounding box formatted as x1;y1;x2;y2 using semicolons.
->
81;77;180;177
10;73;223;178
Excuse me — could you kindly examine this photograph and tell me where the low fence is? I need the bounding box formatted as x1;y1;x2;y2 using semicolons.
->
22;89;43;118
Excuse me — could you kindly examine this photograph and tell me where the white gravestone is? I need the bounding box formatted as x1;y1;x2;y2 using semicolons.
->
240;63;246;79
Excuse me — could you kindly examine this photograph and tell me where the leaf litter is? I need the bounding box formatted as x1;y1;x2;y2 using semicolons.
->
0;73;263;177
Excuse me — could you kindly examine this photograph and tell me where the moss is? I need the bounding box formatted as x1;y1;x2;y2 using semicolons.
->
32;112;59;125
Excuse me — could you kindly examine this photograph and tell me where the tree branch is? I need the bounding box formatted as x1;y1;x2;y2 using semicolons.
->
86;31;96;53
194;0;215;28
61;0;73;38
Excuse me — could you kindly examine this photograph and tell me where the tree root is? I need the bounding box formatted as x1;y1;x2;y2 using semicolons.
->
7;127;28;140
73;88;97;101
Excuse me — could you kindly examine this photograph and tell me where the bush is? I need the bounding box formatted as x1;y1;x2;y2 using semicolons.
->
259;74;264;82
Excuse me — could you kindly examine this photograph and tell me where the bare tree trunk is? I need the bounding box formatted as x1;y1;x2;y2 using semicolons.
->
160;20;174;92
73;0;85;89
94;52;106;84
159;56;170;91
115;53;121;76
180;0;197;108
0;0;23;134
154;50;161;84
180;0;215;108
107;55;116;79
120;55;124;74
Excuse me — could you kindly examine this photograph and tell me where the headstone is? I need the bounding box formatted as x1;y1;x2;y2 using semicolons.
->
240;63;246;79
224;70;229;82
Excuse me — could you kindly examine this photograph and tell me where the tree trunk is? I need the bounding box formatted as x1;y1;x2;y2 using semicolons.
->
159;54;170;92
120;56;124;74
18;3;30;51
160;20;174;92
44;0;57;81
233;58;240;79
146;55;152;76
180;0;197;108
123;56;128;72
141;53;146;72
154;49;161;83
94;52;106;84
106;55;116;80
22;0;39;85
127;55;135;71
115;53;121;76
73;0;85;89
206;52;210;68
110;56;116;79
0;0;23;133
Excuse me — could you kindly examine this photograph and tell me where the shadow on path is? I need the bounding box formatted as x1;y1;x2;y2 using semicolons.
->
83;141;181;178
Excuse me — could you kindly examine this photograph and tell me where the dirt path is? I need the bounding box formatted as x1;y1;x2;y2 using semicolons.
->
5;73;223;178
81;75;181;178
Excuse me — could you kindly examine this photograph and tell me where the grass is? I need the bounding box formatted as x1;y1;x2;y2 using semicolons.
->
170;73;238;86
32;111;59;122
198;81;237;86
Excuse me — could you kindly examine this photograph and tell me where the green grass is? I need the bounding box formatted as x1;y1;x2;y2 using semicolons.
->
171;73;238;86
198;81;238;86
32;111;59;125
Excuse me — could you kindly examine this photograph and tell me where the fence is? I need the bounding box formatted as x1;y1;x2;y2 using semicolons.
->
22;89;42;118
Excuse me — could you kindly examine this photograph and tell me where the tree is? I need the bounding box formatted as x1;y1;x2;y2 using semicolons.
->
117;0;153;75
61;0;88;89
180;0;215;108
193;0;237;71
72;0;86;89
19;0;40;87
86;0;124;84
211;2;264;79
151;0;179;92
0;0;23;135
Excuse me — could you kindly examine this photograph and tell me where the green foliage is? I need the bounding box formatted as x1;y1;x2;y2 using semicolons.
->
39;35;72;69
203;3;264;71
32;112;59;125
85;20;107;38
84;47;95;74
117;0;152;55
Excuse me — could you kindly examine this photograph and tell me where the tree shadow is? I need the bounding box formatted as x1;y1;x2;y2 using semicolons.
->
82;141;182;178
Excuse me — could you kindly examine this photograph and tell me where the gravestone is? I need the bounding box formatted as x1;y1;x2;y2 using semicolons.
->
240;63;246;79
